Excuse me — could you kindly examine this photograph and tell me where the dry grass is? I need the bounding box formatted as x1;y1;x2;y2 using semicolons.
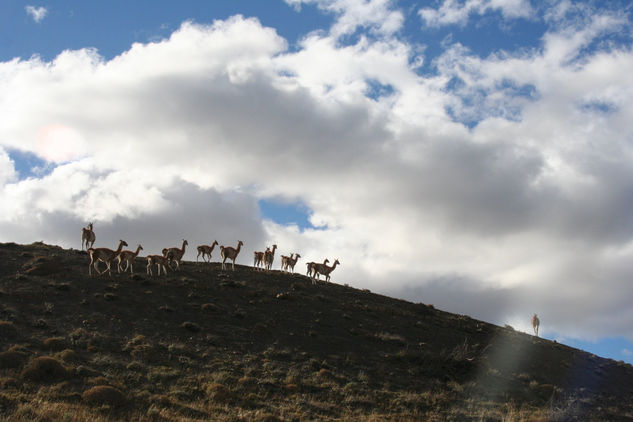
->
0;242;631;421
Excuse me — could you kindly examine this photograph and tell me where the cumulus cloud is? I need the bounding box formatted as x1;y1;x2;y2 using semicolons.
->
0;149;17;186
2;2;633;345
285;0;404;38
419;0;533;28
25;5;48;23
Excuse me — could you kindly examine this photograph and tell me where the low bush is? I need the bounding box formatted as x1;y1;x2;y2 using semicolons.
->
201;303;222;313
56;349;80;363
0;350;27;369
82;385;126;407
21;356;70;382
181;321;201;332
206;383;233;403
43;337;67;351
0;321;17;339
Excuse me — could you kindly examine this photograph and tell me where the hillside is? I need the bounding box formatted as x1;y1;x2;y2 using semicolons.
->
1;242;633;421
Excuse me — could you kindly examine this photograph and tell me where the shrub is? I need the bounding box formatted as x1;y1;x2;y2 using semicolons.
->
21;356;70;382
237;376;258;389
126;361;145;372
0;321;18;339
0;377;20;389
82;385;126;407
69;328;89;347
149;393;173;406
56;349;80;363
375;332;406;344
181;322;201;332
201;303;222;313
124;334;148;348
53;282;71;291
254;414;283;422
87;332;118;353
43;337;67;351
251;322;269;336
317;368;335;380
123;335;160;363
89;376;111;386
0;350;27;369
129;344;157;362
21;256;63;275
103;292;117;301
206;383;233;403
0;393;16;415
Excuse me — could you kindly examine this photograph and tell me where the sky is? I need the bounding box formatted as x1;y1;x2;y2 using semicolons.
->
1;0;633;365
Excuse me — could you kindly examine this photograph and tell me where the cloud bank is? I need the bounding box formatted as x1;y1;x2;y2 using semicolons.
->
2;2;633;343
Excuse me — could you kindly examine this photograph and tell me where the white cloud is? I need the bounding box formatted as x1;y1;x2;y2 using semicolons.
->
419;0;533;28
25;5;48;23
2;4;633;344
0;148;17;186
285;0;404;38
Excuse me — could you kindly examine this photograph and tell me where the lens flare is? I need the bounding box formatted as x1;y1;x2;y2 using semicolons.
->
35;124;85;163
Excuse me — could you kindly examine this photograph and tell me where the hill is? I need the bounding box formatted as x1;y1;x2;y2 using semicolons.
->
1;242;632;421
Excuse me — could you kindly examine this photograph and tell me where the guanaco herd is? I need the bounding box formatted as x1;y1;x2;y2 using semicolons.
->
81;223;339;284
81;223;543;334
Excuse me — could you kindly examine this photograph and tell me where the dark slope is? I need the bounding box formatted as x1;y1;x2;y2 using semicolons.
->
1;242;632;421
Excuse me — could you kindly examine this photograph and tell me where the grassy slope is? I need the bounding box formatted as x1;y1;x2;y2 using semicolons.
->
1;242;633;421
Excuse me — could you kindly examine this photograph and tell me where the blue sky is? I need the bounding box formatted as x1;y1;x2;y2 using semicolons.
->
1;1;332;61
2;0;633;367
